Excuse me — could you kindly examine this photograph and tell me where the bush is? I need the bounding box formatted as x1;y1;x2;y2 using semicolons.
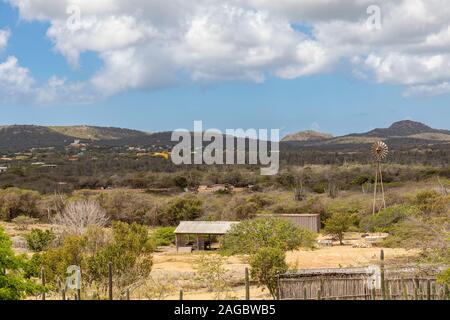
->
162;195;203;225
152;227;176;246
11;215;38;230
25;229;56;252
0;188;40;221
250;247;287;299
0;227;41;299
413;190;449;215
221;218;316;255
33;222;155;295
359;205;419;232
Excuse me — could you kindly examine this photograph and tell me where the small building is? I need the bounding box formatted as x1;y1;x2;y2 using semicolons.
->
174;221;239;252
257;214;321;233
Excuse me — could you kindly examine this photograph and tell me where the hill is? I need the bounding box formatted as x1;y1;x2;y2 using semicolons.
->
282;130;333;142
0;120;449;153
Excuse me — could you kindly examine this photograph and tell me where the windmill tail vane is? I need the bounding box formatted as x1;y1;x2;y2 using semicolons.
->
371;141;389;214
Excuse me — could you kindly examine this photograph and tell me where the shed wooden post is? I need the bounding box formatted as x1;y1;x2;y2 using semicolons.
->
175;233;179;253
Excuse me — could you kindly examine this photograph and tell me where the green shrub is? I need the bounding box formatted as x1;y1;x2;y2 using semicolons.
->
413;190;449;215
359;205;419;232
221;218;316;255
162;195;203;225
152;227;176;246
33;222;155;295
312;182;326;194
250;247;287;299
0;227;41;300
25;229;56;252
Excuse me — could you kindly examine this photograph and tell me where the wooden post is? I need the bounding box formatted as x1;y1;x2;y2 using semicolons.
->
77;288;81;300
380;250;386;300
303;287;307;300
41;268;46;301
179;289;183;300
401;279;408;300
126;289;130;300
413;278;419;300
371;287;376;300
61;289;66;301
108;261;113;300
245;267;250;300
317;289;322;300
426;280;431;300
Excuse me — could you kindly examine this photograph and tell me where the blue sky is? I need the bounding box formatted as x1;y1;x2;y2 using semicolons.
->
1;1;449;136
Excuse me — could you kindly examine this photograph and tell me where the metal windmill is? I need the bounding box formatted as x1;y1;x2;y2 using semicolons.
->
371;141;389;214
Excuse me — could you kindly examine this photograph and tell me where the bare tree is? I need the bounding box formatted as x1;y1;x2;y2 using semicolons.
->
52;200;109;235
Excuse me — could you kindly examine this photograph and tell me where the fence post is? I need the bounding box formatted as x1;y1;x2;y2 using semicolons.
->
61;289;66;301
108;261;113;300
303;287;307;300
126;289;130;300
413;278;419;300
41;268;46;301
179;289;183;301
401;279;408;300
426;280;431;300
317;289;322;300
380;250;386;300
245;267;250;301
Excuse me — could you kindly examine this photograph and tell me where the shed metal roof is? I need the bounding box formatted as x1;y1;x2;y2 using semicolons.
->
174;221;240;235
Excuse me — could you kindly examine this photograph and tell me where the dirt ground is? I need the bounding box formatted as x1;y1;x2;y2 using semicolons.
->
147;245;418;300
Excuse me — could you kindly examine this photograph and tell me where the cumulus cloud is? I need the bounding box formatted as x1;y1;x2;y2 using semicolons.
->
6;0;450;101
0;56;35;98
0;29;10;50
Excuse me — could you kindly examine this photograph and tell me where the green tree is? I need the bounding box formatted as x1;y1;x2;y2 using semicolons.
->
152;227;176;246
249;247;288;299
0;227;40;300
221;218;316;255
25;229;56;252
163;195;203;225
324;212;355;245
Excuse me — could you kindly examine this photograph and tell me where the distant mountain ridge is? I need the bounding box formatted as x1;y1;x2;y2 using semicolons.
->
282;120;450;146
0;120;449;152
282;130;333;142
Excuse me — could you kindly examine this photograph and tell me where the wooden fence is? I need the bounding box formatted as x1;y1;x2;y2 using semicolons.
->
278;274;449;300
278;251;449;300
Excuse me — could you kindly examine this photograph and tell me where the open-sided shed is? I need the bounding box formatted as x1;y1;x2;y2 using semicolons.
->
174;221;239;252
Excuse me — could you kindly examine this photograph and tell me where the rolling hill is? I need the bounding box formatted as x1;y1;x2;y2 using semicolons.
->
0;120;448;153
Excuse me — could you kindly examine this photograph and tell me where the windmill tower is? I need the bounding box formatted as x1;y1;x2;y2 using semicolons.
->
371;141;389;214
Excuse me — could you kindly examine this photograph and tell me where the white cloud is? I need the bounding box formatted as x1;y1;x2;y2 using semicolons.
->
6;0;450;101
0;29;10;50
0;56;35;98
